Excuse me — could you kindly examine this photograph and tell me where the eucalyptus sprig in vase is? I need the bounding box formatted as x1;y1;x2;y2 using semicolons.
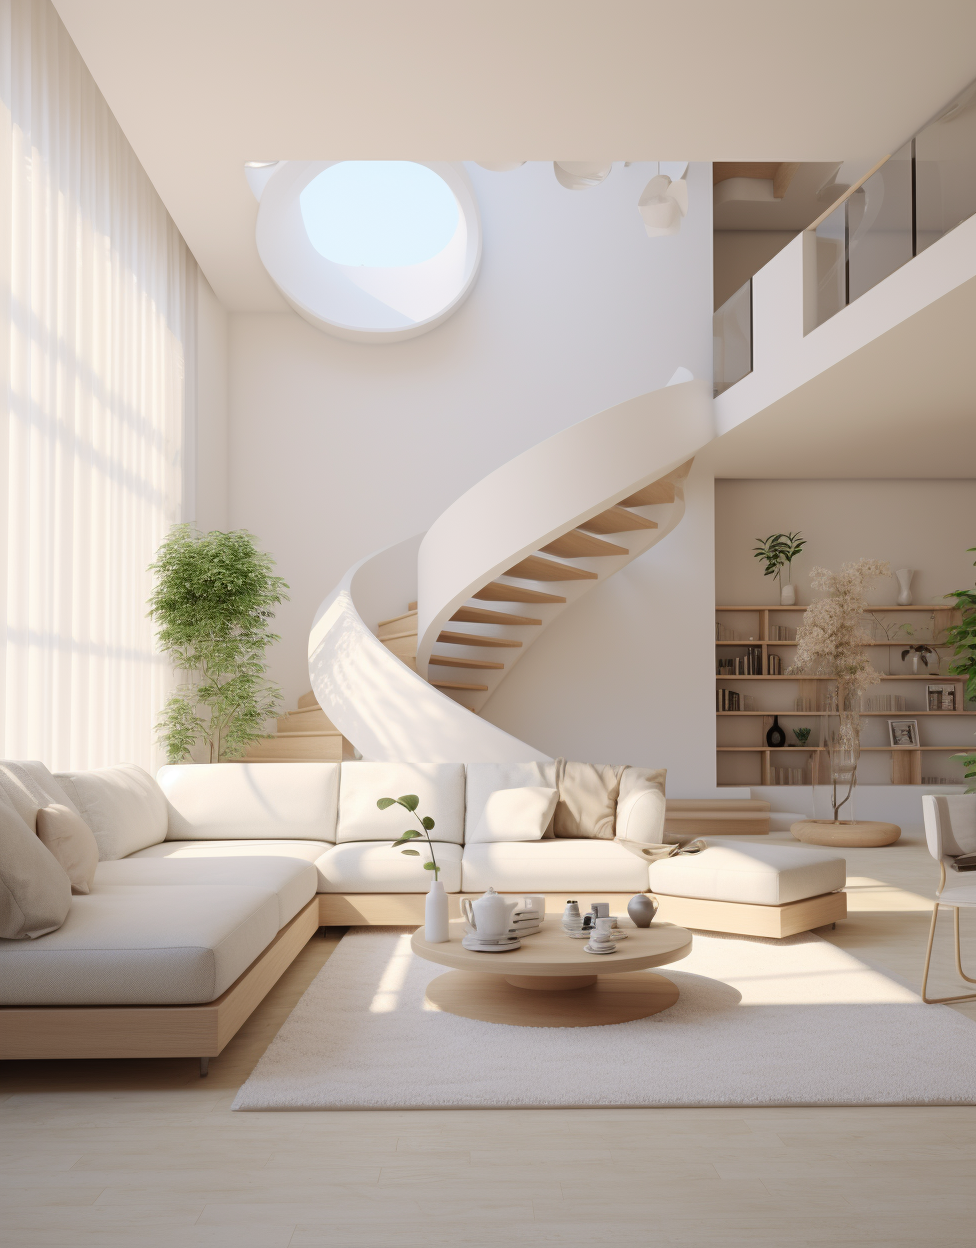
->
377;794;448;941
753;532;806;604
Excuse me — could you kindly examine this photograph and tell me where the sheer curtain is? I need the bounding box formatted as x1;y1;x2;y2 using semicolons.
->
0;0;195;771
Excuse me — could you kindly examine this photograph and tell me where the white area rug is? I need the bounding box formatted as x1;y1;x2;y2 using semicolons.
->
233;927;976;1109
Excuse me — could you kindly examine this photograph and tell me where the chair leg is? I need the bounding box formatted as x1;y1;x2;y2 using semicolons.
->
921;903;976;1004
954;907;976;984
199;1057;210;1077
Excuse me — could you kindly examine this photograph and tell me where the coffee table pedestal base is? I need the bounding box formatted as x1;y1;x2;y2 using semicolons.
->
424;969;679;1027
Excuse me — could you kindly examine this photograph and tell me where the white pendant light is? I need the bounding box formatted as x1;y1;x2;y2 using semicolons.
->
475;162;527;172
553;161;612;190
638;168;689;237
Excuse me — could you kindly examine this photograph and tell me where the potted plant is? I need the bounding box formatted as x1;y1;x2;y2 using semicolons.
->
377;794;448;941
753;532;806;604
149;525;288;763
786;558;901;847
944;546;976;792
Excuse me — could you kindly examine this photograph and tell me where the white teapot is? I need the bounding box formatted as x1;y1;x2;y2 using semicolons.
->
461;888;520;941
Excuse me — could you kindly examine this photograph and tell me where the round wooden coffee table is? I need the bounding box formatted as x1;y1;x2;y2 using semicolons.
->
411;919;692;1027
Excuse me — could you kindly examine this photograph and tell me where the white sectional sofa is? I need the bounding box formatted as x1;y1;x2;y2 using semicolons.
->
0;757;847;1070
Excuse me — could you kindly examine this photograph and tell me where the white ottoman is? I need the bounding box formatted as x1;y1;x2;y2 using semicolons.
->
646;839;847;938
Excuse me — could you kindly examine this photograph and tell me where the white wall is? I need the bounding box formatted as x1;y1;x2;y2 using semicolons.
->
715;478;976;607
227;162;715;733
713;230;796;309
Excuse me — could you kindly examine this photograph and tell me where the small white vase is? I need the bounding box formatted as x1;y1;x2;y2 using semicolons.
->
895;568;914;606
780;580;796;605
425;879;449;942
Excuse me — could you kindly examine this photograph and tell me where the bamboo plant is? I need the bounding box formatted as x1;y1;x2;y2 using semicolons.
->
944;546;976;791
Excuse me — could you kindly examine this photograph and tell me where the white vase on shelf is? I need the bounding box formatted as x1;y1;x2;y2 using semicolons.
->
425;879;449;942
780;579;796;605
895;568;914;606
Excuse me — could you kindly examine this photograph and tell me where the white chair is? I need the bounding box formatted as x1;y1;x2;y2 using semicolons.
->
920;795;976;1003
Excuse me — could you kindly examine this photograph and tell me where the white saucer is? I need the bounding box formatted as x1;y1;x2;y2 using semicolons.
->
462;935;522;952
583;942;617;954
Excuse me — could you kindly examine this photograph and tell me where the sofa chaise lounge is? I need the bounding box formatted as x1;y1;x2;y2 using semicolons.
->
0;759;847;1069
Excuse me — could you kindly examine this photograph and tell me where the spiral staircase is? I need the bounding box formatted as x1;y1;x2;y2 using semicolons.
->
308;376;714;763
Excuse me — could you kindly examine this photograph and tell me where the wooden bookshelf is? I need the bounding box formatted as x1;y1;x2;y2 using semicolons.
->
715;604;971;788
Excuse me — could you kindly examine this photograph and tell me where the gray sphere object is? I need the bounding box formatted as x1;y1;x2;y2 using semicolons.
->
627;894;658;928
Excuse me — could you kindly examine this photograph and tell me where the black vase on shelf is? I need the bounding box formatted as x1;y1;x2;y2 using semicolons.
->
765;715;786;747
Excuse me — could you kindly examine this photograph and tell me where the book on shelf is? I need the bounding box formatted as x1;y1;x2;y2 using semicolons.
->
715;622;738;641
927;684;957;711
767;653;782;675
861;694;907;712
716;646;764;676
768;625;796;641
772;766;807;786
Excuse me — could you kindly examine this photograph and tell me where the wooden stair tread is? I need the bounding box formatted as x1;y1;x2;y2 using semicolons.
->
504;555;598;582
431;679;490;692
428;654;505;670
580;505;658;534
619;480;676;507
377;609;417;629
378;627;417;642
473;583;566;604
297;691;319;709
437;630;522;648
451;606;542;626
539;531;629;558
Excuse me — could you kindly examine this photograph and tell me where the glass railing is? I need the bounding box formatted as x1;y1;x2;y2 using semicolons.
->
713;278;752;396
813;79;976;328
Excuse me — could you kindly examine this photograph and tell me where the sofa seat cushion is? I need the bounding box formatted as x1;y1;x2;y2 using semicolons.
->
337;762;465;844
648;839;847;906
461;840;649;893
157;763;340;842
0;884;279;1005
317;841;463;893
127;839;332;895
94;855;317;928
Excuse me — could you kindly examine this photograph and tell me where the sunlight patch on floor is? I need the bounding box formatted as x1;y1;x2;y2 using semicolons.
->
368;932;414;1012
844;876;934;912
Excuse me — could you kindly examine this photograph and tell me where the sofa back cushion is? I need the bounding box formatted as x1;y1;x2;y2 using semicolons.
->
0;760;82;832
464;762;557;842
158;763;339;843
615;767;667;845
0;787;72;939
337;762;465;844
55;764;168;861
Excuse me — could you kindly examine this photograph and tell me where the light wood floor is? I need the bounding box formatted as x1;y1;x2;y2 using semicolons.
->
2;830;975;1247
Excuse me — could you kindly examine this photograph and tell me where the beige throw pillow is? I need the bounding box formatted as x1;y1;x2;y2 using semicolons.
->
0;789;72;939
552;760;624;840
35;804;99;895
467;786;559;844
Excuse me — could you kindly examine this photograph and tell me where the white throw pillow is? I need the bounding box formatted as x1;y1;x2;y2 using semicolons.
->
615;767;667;844
54;764;168;861
467;786;559;844
0;788;71;939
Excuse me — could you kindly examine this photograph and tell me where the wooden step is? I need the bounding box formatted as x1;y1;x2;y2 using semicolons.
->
408;600;417;610
619;480;676;507
437;630;522;648
382;634;418;661
431;679;490;692
377;627;417;643
378;618;417;641
505;555;598;582
473;583;566;604
277;707;337;733
243;732;343;762
297;690;319;709
539;531;629;558
580;506;659;535
451;606;542;627
428;654;505;670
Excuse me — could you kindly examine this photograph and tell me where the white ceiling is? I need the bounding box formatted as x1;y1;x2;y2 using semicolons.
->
704;274;976;478
52;1;976;310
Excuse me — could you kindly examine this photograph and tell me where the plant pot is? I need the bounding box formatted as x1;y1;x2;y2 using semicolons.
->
790;819;901;847
425;880;449;942
780;581;796;605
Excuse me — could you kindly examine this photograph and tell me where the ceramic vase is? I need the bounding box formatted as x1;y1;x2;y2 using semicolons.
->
627;894;658;927
895;568;914;606
765;715;786;747
425;880;449;942
780;579;796;605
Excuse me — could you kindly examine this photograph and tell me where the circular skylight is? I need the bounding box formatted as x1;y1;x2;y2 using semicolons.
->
300;162;460;267
254;161;482;343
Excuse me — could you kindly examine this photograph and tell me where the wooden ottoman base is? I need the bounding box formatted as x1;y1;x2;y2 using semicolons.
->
425;969;680;1027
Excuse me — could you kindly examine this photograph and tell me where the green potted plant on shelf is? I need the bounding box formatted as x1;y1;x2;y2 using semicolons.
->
149;525;289;763
786;558;901;847
944;546;976;792
753;532;806;605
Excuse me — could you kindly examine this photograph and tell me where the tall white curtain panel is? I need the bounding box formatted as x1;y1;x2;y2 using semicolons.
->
0;0;196;770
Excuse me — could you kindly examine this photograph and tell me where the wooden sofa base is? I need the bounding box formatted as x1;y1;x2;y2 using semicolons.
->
0;899;319;1062
318;890;847;938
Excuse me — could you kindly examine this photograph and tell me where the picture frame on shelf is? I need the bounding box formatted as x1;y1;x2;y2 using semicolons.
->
888;719;919;748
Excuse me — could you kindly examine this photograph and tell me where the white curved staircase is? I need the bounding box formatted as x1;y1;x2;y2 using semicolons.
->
308;377;714;762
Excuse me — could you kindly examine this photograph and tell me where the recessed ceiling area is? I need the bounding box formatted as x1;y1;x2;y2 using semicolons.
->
51;1;976;310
